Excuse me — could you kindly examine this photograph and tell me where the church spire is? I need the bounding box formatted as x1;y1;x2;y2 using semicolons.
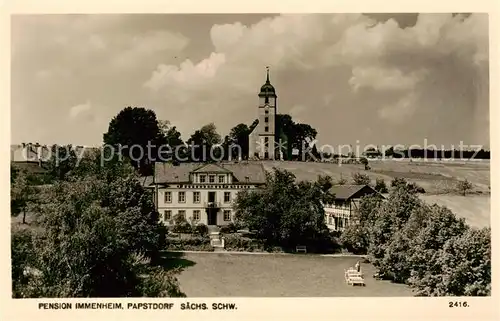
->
266;66;270;83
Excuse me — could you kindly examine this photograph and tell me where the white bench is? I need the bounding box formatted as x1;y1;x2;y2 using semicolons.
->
296;245;307;253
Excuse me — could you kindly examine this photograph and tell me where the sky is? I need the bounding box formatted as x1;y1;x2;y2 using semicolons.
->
11;13;489;149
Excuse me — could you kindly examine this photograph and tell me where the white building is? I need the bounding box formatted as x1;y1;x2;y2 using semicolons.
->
146;162;267;226
323;184;383;231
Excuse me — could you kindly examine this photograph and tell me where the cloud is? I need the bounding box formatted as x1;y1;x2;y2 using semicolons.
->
11;14;488;147
144;13;488;145
69;101;93;120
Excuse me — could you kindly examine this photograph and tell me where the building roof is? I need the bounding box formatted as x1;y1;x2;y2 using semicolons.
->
154;162;267;184
140;176;155;188
329;184;382;200
258;68;277;97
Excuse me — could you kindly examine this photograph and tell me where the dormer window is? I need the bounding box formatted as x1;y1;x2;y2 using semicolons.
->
209;175;215;183
218;175;225;183
200;175;206;183
244;176;250;183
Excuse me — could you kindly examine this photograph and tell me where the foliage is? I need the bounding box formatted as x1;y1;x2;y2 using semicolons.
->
344;182;490;296
456;179;473;196
275;114;318;160
223;234;268;252
171;213;193;234
103;107;164;175
340;195;383;255
187;123;222;162
11;167;36;224
166;236;213;252
351;172;371;185
45;145;78;181
11;159;181;298
374;178;388;193
193;223;209;236
224;123;251;160
234;169;333;250
410;227;491;296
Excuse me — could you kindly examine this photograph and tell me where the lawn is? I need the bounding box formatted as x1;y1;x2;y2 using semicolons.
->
172;252;413;297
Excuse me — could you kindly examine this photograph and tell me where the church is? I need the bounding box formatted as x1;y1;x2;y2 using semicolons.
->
248;67;283;160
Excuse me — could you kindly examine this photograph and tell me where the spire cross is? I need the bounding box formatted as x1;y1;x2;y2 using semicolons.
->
266;66;270;83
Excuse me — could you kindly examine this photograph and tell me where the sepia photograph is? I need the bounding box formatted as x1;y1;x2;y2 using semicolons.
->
4;5;496;319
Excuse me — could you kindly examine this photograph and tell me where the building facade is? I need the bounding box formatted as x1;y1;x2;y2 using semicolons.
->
147;162;266;226
323;184;383;231
248;67;278;160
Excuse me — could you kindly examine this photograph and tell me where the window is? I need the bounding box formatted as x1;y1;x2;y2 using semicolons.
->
244;176;250;183
265;126;269;132
178;210;186;219
224;192;231;203
193;210;201;221
209;175;215;183
328;215;333;225
265;109;269;114
223;210;231;221
218;175;225;183
164;210;172;221
178;191;185;203
200;175;206;183
193;191;200;203
265;117;269;123
164;191;172;203
265;96;269;104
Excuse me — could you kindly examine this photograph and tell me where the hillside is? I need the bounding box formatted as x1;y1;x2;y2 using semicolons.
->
259;159;490;195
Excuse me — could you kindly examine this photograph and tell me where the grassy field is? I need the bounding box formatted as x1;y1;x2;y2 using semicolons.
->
261;159;490;195
260;159;491;229
419;195;490;229
173;252;413;297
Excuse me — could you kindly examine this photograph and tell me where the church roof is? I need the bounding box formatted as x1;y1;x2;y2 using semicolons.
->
259;67;277;97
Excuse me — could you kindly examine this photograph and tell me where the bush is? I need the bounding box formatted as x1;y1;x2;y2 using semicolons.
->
193;223;208;236
171;214;193;234
374;178;388;193
166;236;213;252
172;222;192;234
223;234;266;252
219;222;239;234
352;172;371;185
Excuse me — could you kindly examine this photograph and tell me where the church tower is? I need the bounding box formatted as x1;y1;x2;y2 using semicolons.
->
255;67;277;160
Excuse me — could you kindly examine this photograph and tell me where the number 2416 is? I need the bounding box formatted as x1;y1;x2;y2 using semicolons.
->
449;301;468;308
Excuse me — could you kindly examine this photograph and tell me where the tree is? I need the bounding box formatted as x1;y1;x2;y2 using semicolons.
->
374;178;388;193
456;179;473;196
340;195;383;255
225;123;251;160
103;107;164;175
158;120;186;162
11;169;181;298
45;145;78;181
419;227;491;296
360;157;370;170
11;168;36;224
234;169;333;251
187;123;222;162
11;153;184;298
352;172;371;185
275;114;318;161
